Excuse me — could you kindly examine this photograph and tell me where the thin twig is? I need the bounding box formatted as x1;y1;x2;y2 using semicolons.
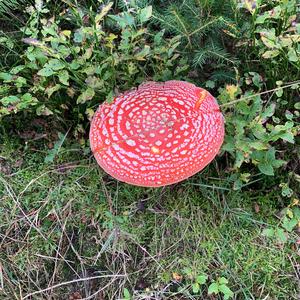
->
220;80;300;107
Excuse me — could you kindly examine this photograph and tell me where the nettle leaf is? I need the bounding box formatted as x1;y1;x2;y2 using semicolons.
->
255;13;270;24
269;122;295;143
139;6;152;23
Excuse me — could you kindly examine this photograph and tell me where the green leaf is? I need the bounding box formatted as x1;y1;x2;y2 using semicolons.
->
205;80;215;89
139;6;152;23
36;105;53;116
135;45;150;60
123;288;131;300
255;13;269;24
258;163;274;176
287;48;298;62
275;87;283;97
262;50;280;59
262;228;274;237
74;30;84;43
196;274;208;285
208;282;219;295
250;141;268;150
219;284;234;299
218;277;228;285
276;228;288;243
294;102;300;110
0;95;19;106
77;88;95;104
47;59;65;71
37;68;55;77
282;216;297;232
58;70;69;86
44;132;67;163
95;2;113;25
45;84;61;98
0;72;13;81
192;282;200;293
279;132;294;144
109;13;135;28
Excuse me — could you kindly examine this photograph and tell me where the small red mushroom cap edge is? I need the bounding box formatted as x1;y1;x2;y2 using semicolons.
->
89;80;224;187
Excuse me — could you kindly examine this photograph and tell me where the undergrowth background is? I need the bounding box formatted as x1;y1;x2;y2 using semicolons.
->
0;0;300;299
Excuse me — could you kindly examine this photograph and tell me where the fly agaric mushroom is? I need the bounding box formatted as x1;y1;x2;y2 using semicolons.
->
89;80;224;187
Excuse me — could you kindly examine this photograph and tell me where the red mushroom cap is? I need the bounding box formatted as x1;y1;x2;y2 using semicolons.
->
89;80;224;187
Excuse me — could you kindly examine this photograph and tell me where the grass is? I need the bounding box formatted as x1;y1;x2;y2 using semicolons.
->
0;136;299;299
